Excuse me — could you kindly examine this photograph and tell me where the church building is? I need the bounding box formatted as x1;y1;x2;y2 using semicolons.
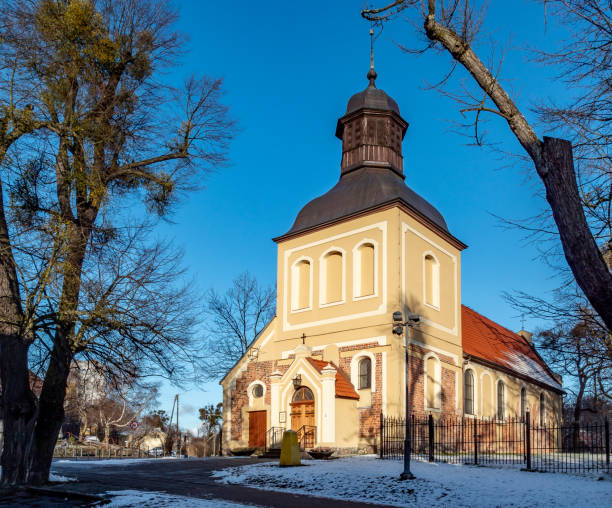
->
220;62;563;454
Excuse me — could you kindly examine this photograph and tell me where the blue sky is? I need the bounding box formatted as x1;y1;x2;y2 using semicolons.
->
156;1;572;431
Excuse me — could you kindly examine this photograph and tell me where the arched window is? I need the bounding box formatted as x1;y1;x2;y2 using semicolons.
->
426;355;441;409
356;243;375;297
520;387;527;421
482;374;493;418
497;381;505;421
322;251;343;304
292;386;314;402
358;357;372;389
464;370;474;415
424;254;440;308
539;392;545;424
291;259;311;310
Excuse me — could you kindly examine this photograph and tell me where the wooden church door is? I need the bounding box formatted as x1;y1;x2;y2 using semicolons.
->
248;410;266;448
290;386;315;430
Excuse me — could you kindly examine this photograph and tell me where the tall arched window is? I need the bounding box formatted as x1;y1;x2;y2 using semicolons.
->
464;370;474;415
520;387;527;421
358;357;372;389
497;381;505;421
356;243;375;297
425;355;441;410
539;392;545;424
424;254;440;308
291;259;311;310
323;251;343;304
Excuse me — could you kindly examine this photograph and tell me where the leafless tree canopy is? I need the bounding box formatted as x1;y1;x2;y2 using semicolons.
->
204;272;276;380
0;0;234;485
362;0;612;334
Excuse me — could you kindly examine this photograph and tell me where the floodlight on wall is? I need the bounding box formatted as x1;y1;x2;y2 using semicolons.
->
292;373;302;390
393;311;404;322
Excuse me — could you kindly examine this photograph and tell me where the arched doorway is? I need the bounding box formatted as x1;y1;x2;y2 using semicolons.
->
290;386;315;431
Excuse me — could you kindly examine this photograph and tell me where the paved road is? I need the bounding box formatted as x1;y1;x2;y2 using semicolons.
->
49;457;394;507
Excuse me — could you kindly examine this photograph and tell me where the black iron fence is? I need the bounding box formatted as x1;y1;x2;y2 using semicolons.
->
380;412;610;474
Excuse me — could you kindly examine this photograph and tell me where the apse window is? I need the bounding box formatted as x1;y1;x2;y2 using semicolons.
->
355;242;375;298
291;259;311;311
464;370;475;415
497;381;506;421
424;254;440;308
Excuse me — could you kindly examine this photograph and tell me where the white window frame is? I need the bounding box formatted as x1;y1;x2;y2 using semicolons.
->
247;380;267;407
423;251;441;310
290;256;313;312
350;351;376;393
463;366;477;417
496;379;506;422
352;239;379;300
319;247;346;307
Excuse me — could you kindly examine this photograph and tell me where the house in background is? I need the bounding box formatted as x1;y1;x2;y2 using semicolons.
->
221;63;563;454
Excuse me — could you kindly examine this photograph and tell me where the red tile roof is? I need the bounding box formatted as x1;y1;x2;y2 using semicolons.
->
306;358;360;399
461;305;561;391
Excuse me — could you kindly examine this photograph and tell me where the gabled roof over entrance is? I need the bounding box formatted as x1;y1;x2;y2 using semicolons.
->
461;305;562;392
306;358;359;399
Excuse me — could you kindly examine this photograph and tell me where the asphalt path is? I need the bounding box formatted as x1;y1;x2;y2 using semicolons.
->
49;457;395;507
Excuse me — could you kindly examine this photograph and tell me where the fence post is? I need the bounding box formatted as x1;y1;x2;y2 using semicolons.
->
473;417;478;465
379;412;384;459
605;418;610;470
428;414;434;462
525;411;532;471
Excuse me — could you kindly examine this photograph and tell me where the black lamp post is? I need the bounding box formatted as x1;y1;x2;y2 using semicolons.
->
393;310;420;480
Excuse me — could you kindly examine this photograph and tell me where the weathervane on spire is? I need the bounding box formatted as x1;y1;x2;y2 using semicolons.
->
367;14;379;87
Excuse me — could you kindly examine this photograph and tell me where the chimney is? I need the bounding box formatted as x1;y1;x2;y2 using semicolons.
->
517;330;533;345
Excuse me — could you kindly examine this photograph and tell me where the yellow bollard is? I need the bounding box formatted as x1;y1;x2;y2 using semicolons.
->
279;430;301;467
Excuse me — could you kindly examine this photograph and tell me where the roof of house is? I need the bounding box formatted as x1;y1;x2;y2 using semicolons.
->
306;357;360;399
461;305;562;391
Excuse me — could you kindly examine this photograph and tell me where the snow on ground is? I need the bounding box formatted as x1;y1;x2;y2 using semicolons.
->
105;490;259;507
54;458;172;466
212;455;612;508
48;472;76;482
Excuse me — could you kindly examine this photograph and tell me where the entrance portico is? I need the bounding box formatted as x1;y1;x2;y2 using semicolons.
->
268;344;359;448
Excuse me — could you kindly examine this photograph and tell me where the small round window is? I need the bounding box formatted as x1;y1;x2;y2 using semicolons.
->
252;384;264;398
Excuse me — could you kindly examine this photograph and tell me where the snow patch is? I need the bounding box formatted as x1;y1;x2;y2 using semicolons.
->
106;490;258;507
213;455;611;508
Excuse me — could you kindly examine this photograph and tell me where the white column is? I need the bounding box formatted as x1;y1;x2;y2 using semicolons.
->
320;363;336;444
270;371;283;428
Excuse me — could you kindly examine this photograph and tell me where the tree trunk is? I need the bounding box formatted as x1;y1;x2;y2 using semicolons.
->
0;335;36;486
422;14;612;331
27;339;72;485
539;138;612;330
0;179;34;486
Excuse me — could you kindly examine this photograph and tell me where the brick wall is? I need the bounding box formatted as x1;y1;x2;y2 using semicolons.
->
339;343;383;439
230;360;288;441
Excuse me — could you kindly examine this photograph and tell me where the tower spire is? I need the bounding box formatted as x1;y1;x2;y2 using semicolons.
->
367;26;377;87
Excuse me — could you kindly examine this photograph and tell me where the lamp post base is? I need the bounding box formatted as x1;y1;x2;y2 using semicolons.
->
399;471;415;481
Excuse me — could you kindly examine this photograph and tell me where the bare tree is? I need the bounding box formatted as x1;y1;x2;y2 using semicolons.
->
0;0;234;485
362;1;612;332
204;272;275;379
97;380;156;447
